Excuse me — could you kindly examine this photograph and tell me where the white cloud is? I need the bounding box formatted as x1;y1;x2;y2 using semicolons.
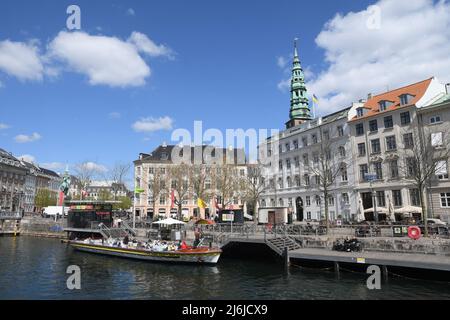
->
14;132;41;143
41;162;66;171
47;31;151;87
128;32;173;58
0;123;10;130
126;8;136;16
18;154;35;163
78;161;108;173
306;0;450;114
132;116;174;133
108;112;121;119
0;40;44;81
277;56;287;69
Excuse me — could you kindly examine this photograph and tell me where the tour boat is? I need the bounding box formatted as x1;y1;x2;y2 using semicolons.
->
67;239;222;265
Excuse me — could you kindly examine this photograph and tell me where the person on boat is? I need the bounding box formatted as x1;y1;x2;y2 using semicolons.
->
194;228;201;248
123;235;129;245
180;240;188;250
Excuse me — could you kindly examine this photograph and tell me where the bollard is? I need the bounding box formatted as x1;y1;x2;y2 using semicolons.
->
283;247;290;268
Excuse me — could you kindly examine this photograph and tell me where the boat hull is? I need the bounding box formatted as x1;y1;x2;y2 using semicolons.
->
69;242;222;264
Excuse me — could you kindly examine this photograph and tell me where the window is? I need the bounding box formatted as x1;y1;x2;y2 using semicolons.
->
285;143;291;152
400;111;411;125
357;108;364;117
431;132;443;147
410;189;421;206
159;197;166;205
406;158;416;177
341;164;348;182
386;136;397;151
323;131;330;141
304;175;310;186
369;120;378;132
440;193;450;207
295;175;301;187
328;196;334;206
379;101;393;111
325;149;331;160
337;126;344;137
371;139;381;154
287;176;292;188
160;168;166;174
374;162;383;180
279;198;284;206
267;145;272;157
303;154;309;166
205;179;211;190
360;164;369;182
384;116;393;129
279;144;283;154
293;140;299;149
436;161;449;180
148;167;154;174
313;153;319;164
302;136;308;147
307;212;312;220
390;160;399;179
279;160;283;170
358;143;366;157
403;133;414;149
306;196;311;206
342;193;349;205
286;159;291;169
392;190;402;207
294;156;300;168
312;134;318;144
315;195;321;206
430;115;442;124
314;175;320;185
400;94;411;106
278;178;283;189
376;191;386;207
356;123;364;136
338;146;346;157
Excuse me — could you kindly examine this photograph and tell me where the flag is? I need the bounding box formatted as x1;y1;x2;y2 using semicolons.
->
134;188;145;194
197;198;207;209
312;94;319;105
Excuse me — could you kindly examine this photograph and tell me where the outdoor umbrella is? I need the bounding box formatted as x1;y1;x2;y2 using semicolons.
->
387;195;396;222
364;207;388;214
357;197;366;222
152;218;186;225
394;206;422;214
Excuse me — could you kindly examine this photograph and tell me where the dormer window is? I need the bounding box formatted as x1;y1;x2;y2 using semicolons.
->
400;94;413;106
378;100;393;111
160;153;168;160
356;107;365;117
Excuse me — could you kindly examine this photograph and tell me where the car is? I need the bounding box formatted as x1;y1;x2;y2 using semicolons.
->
427;218;447;226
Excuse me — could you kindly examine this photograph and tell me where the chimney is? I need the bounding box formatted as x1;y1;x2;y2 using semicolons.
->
367;93;373;100
446;83;450;95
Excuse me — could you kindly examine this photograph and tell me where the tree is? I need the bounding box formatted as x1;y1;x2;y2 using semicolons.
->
114;196;132;211
35;188;57;210
213;164;241;210
398;125;450;236
242;163;268;223
306;129;344;231
168;163;192;220
147;168;164;220
190;164;212;212
73;161;97;198
104;162;131;200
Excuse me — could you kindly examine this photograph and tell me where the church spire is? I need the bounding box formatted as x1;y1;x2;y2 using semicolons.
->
286;38;312;129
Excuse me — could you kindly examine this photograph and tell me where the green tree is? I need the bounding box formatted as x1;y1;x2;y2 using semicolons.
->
35;188;57;209
114;196;132;211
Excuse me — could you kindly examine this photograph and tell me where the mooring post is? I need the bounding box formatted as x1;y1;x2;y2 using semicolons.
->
283;247;290;268
382;265;388;282
334;261;340;277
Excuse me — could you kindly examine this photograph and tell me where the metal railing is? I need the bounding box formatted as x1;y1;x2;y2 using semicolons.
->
0;211;22;220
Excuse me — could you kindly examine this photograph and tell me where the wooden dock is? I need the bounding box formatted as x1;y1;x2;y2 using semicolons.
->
0;230;20;236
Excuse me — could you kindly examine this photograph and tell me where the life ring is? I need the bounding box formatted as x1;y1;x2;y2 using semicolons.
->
408;226;421;240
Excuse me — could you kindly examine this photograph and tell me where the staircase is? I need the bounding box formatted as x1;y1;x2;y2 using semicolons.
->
98;224;128;239
267;237;302;256
121;221;137;237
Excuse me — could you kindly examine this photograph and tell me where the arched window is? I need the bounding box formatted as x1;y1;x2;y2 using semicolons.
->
339;146;346;157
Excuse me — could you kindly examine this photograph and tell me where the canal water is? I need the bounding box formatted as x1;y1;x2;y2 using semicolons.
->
0;237;449;300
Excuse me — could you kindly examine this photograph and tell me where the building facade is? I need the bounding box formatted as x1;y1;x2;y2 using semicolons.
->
348;77;448;221
134;144;248;220
0;148;27;213
86;181;129;200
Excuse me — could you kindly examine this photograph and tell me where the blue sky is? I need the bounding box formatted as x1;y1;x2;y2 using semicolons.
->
1;0;449;180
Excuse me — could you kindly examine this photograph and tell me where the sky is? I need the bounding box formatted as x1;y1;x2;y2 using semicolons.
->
1;0;449;184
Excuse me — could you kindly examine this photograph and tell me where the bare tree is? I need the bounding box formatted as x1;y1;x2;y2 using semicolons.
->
147;168;164;220
306;130;344;230
167;163;192;219
213;164;240;210
398;125;450;236
102;162;131;200
242;163;268;223
73;161;100;199
190;164;211;206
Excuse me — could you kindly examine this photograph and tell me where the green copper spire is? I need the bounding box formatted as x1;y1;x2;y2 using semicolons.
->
289;39;312;122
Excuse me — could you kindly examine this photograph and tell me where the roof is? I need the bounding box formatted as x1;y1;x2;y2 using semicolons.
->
350;78;433;121
38;167;60;178
136;145;247;165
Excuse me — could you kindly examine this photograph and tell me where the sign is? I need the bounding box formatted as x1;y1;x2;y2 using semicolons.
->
365;173;377;182
357;258;366;264
222;213;235;222
70;205;94;210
